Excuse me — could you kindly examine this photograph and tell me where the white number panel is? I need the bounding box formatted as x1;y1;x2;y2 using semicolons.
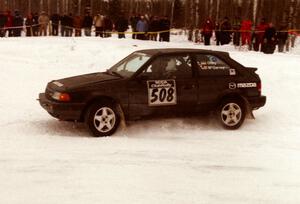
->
147;80;177;106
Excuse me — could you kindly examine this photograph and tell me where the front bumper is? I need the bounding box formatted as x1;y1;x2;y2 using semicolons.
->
248;95;266;110
38;93;85;121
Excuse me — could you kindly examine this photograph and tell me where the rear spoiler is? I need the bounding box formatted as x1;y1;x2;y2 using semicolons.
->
245;67;258;72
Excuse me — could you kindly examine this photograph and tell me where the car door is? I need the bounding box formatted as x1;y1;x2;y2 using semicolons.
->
193;53;236;111
128;54;198;119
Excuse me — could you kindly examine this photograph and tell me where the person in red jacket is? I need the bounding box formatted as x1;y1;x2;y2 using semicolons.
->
201;18;214;45
253;18;268;51
240;19;252;48
5;10;13;37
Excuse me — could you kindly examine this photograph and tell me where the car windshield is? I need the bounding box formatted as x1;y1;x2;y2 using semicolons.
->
108;52;151;78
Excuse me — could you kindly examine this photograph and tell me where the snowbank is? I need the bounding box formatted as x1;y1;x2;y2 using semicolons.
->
0;36;300;204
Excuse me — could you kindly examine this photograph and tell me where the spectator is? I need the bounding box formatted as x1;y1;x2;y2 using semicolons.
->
136;15;148;40
159;16;170;42
0;11;7;37
38;11;49;36
277;22;288;52
50;13;60;36
93;14;104;37
215;21;221;45
25;13;35;36
82;12;93;36
240;19;252;48
12;10;23;37
103;15;113;38
66;13;73;36
60;14;68;36
5;10;13;37
290;31;297;48
232;16;241;46
220;17;232;45
32;12;39;36
73;15;82;37
262;23;277;54
201;18;214;45
149;16;160;41
253;18;268;51
115;13;128;39
130;13;140;39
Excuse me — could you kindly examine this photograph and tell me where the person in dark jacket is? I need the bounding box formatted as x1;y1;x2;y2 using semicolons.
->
215;21;221;45
32;12;39;36
12;10;23;37
148;16;160;41
50;13;60;36
66;13;73;36
25;13;35;36
277;22;288;52
82;12;93;36
130;13;140;39
220;17;232;45
60;14;68;36
262;23;277;54
115;13;128;39
159;16;170;42
103;15;113;38
0;11;7;37
232;16;241;46
201;18;214;45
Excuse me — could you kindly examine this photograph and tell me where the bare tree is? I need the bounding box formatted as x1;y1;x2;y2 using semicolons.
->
1;0;299;30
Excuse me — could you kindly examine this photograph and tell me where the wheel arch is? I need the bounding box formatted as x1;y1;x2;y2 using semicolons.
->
79;95;122;122
218;92;254;119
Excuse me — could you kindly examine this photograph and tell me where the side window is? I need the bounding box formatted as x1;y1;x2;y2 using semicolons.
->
141;55;193;79
195;54;234;76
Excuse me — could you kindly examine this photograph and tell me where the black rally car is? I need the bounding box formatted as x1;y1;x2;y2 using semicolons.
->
38;49;266;136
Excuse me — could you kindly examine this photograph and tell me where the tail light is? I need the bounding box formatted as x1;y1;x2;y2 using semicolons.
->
257;82;261;93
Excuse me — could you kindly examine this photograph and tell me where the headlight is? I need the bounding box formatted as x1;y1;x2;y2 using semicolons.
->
52;92;71;102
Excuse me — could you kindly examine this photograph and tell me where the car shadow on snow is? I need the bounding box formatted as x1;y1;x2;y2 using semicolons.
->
121;115;223;138
34;115;227;138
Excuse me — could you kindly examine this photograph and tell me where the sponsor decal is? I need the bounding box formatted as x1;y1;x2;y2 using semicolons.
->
237;83;257;88
229;82;237;89
229;69;236;75
198;62;228;70
147;80;177;106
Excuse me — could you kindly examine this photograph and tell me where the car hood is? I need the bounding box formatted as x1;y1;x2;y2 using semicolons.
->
48;72;120;90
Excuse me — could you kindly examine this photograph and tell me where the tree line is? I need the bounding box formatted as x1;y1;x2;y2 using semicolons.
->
0;0;299;29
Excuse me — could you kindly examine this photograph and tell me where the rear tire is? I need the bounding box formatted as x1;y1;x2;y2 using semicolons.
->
85;103;120;137
218;98;245;129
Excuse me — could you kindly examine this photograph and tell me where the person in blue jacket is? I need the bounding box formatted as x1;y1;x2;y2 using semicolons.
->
136;16;148;40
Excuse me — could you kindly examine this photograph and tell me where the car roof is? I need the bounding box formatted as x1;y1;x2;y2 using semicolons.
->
136;48;229;56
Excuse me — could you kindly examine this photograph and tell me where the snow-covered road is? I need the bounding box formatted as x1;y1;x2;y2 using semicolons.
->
1;36;300;204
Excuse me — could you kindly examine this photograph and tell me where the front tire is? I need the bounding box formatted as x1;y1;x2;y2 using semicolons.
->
85;103;120;137
218;98;245;129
